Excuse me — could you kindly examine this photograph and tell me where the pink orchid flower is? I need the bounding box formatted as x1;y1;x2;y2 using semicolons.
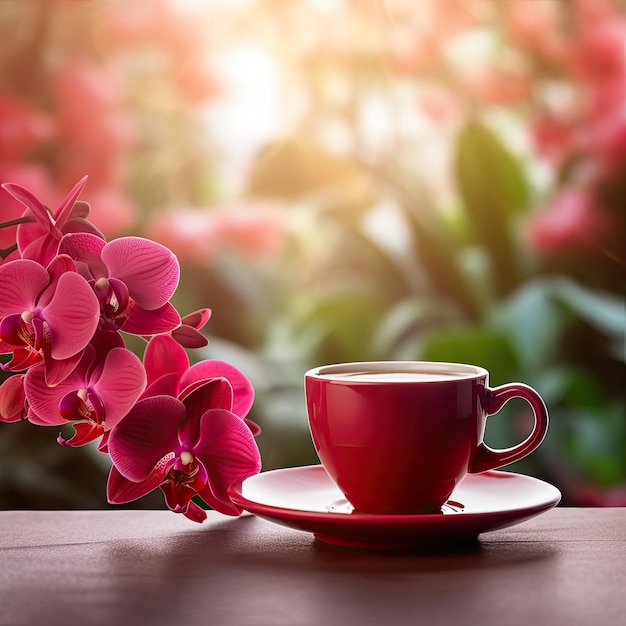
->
1;176;104;266
142;333;259;434
106;376;261;521
0;257;100;385
24;344;147;447
58;232;181;336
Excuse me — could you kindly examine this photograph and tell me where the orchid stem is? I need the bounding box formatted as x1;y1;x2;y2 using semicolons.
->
0;244;18;260
0;216;34;259
0;216;35;229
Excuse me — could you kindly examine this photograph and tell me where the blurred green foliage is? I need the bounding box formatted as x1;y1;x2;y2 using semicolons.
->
1;0;624;508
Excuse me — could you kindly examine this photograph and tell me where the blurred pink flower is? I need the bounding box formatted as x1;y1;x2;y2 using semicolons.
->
572;483;626;507
215;204;284;260
148;203;284;265
573;0;616;26
52;62;130;142
583;77;625;125
388;0;476;74
504;0;566;61
147;208;219;265
525;188;612;254
52;62;135;191
417;85;462;124
465;67;531;106
105;0;221;103
80;187;137;238
567;17;626;84
0;94;53;162
589;117;626;176
531;112;576;164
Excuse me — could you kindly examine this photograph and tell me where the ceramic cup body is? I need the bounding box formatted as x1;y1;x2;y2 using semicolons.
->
305;361;549;514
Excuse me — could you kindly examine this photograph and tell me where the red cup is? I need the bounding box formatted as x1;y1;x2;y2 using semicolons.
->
305;361;549;514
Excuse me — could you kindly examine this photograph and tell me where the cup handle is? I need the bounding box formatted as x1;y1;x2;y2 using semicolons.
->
470;383;549;474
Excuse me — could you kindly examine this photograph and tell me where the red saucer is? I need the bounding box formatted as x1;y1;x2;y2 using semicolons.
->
228;465;561;550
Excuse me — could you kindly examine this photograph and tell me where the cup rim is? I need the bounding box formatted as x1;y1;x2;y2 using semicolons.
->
305;360;489;382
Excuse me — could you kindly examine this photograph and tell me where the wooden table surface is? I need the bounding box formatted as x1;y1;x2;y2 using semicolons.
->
1;507;624;626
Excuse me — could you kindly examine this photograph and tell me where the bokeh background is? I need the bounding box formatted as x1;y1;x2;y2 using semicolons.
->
0;0;624;510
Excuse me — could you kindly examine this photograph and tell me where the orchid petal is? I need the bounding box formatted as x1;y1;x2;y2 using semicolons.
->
107;455;174;504
102;237;180;310
53;176;88;228
0;375;26;422
181;500;208;523
143;334;188;386
98;430;110;453
68;200;91;220
3;184;63;265
15;211;46;249
24;364;75;426
42;272;99;359
198;482;243;517
36;254;77;309
121;301;181;336
0;259;49;316
177;376;229;404
1;346;42;372
245;418;262;437
176;376;232;448
57;421;104;447
171;324;208;349
172;309;211;348
46;254;77;282
0;316;31;350
22;230;64;264
95;347;146;431
43;349;84;387
160;478;197;513
89;327;125;359
141;372;181;400
1;182;52;226
194;408;261;515
180;377;233;430
58;232;107;280
181;308;212;330
61;216;105;240
107;396;184;482
181;360;254;419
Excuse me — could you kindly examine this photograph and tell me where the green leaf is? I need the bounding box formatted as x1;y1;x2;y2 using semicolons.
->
554;279;625;339
419;326;519;386
453;119;529;295
402;206;484;321
291;283;388;363
358;159;484;320
492;280;566;372
371;297;455;359
556;404;626;486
